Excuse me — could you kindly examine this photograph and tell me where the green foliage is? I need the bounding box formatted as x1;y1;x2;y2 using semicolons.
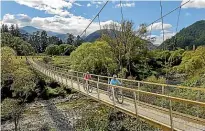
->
12;67;36;97
174;46;205;75
45;44;59;55
1;47;18;82
70;41;117;75
101;20;147;77
1;33;34;55
160;20;205;50
1;98;18;119
146;75;166;84
45;44;75;55
58;44;75;55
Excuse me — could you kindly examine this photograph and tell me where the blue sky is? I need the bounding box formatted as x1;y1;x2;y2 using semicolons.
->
1;0;205;45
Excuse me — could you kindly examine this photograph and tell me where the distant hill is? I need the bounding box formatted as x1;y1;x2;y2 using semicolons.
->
20;26;68;41
85;29;156;50
84;29;115;42
159;20;205;50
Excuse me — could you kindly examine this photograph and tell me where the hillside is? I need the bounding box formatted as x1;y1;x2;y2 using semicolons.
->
84;29;116;42
159;20;205;50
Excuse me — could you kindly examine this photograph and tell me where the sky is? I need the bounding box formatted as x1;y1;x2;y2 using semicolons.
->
1;0;205;45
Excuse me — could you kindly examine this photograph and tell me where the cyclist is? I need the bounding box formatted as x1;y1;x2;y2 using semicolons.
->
84;71;92;90
110;74;121;86
110;74;122;97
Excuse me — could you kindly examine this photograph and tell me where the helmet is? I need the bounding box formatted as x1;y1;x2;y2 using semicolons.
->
113;74;117;78
86;71;89;74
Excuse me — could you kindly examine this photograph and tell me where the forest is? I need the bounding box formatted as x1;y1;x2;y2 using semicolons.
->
1;20;205;130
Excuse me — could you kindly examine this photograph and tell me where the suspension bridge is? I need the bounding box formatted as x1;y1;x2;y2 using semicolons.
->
20;0;205;130
27;57;205;131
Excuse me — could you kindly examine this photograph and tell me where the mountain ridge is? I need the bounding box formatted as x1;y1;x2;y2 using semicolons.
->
159;20;205;50
20;26;68;41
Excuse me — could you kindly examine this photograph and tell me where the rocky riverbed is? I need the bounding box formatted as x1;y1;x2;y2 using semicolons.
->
1;92;159;131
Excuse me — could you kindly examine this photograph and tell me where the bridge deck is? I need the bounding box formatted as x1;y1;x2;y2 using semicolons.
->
29;59;205;131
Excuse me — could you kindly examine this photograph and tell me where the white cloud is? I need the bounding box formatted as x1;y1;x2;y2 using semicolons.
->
115;2;135;8
147;22;172;31
2;14;17;24
74;3;83;7
87;3;91;7
181;0;205;8
15;0;73;16
91;1;104;5
2;13;118;36
17;14;32;22
150;32;176;45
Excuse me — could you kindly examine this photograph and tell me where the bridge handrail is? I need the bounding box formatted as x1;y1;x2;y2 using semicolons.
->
30;56;205;92
31;59;205;107
28;58;205;130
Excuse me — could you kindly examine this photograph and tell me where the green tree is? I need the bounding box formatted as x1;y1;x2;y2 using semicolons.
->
174;46;205;75
1;24;9;33
40;30;48;52
45;44;59;55
9;24;15;36
67;33;74;45
1;33;34;55
102;20;146;77
59;44;75;55
70;41;117;75
29;31;41;52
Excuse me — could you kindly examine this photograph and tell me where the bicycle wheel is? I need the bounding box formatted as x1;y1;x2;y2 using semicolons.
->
116;89;124;104
88;85;93;93
108;87;113;100
83;81;87;92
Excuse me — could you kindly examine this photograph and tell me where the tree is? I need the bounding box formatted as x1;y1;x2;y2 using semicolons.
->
48;36;63;45
102;20;146;77
45;44;59;55
1;24;9;33
1;33;34;55
70;41;117;75
174;46;205;75
40;30;48;52
9;24;15;36
59;44;75;55
29;31;41;53
75;35;84;46
14;24;21;37
67;33;74;45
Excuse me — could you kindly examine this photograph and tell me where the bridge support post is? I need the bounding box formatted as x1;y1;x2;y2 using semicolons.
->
137;82;140;101
162;85;165;94
161;85;165;107
169;99;173;131
133;91;138;116
97;76;100;100
197;90;200;117
77;72;80;91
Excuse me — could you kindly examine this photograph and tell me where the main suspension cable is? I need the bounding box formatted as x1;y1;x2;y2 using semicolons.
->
147;0;191;27
80;1;109;37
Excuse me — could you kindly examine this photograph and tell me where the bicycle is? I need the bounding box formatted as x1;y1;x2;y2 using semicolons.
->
83;80;93;93
108;86;124;104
